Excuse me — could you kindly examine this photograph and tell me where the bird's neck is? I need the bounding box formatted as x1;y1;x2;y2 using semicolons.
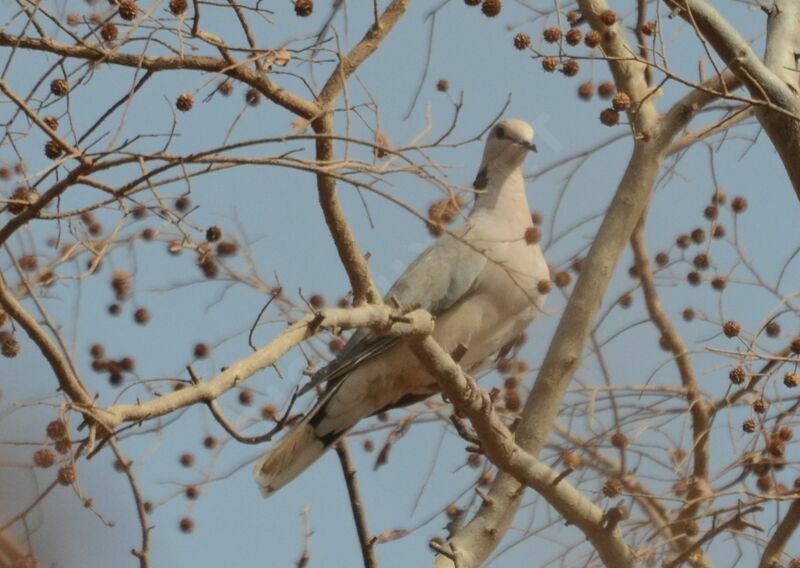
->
471;166;532;229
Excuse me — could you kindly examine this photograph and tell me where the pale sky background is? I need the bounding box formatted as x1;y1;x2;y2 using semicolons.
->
0;1;798;567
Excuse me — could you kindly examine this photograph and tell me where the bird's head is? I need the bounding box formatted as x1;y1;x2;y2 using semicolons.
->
474;119;536;189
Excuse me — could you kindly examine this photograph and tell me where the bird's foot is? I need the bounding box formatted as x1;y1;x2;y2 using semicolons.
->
465;374;492;415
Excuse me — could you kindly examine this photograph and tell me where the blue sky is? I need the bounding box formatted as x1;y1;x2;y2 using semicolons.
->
0;1;798;567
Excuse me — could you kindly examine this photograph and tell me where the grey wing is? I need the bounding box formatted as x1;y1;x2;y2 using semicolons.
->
300;235;487;394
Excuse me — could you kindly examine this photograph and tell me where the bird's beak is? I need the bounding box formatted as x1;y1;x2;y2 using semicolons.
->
526;142;538;153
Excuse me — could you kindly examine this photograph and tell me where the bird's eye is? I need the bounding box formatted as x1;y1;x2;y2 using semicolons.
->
494;126;505;139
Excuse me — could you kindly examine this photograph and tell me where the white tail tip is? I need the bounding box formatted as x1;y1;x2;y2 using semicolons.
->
253;423;325;497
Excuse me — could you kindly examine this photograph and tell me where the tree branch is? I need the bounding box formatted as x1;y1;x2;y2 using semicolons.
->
335;440;377;568
665;0;800;201
98;306;433;430
410;336;635;568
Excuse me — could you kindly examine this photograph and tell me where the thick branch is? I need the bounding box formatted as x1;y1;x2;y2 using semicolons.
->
759;498;800;568
411;336;635;568
0;276;93;406
99;306;432;430
311;0;408;305
317;0;409;108
666;0;800;201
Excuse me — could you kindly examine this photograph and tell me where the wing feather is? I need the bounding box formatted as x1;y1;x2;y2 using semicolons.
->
300;234;487;394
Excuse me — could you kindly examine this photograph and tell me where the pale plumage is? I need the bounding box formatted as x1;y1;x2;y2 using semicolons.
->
254;118;549;495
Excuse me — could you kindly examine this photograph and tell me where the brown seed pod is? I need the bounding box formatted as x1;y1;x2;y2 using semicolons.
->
584;29;601;48
245;88;261;106
767;438;785;458
43;115;59;131
179;453;194;468
756;473;772;492
597;81;615;99
565;28;582;46
34;448;56;469
691;228;706;244
44;139;63;160
600;108;619;126
611;92;631;111
618;293;632;308
436;78;449;92
640;21;656;35
238;388;254;406
513;33;531;50
722;320;741;338
676;234;691;249
541;56;559;72
610;432;628;449
655;252;669;267
179;517;195;533
193;343;210;358
561;59;579;77
693;253;710;270
203;436;217;449
216;241;238;256
536;280;552;294
687;271;701;286
169;0;187;15
118;0;138;20
602;478;623;497
752;399;769;414
206;226;222;242
742;418;756;433
711;276;726;291
294;0;313;17
57;464;77;485
260;403;278;421
577;81;594;101
481;0;501;17
543;27;562;43
784;372;798;388
731;196;748;213
553;271;571;288
175;196;190;212
8;186;39;215
600;10;617;25
777;426;793;441
50;78;69;97
100;22;118;42
524;226;541;245
134;307;150;325
765;321;780;337
218;80;233;96
176;93;194;112
729;366;746;385
790;335;800;354
46;419;68;440
1;336;20;358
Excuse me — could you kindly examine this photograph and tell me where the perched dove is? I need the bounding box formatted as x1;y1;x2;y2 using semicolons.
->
254;118;549;495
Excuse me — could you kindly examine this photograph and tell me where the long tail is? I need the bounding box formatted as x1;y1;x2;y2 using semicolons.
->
253;384;349;497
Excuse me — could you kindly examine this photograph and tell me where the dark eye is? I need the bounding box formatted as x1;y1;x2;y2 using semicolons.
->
494;126;505;139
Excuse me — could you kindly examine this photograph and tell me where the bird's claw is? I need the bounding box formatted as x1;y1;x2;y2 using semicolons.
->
465;374;493;415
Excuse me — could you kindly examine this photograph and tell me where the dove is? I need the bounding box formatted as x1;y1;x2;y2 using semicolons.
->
254;118;549;495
